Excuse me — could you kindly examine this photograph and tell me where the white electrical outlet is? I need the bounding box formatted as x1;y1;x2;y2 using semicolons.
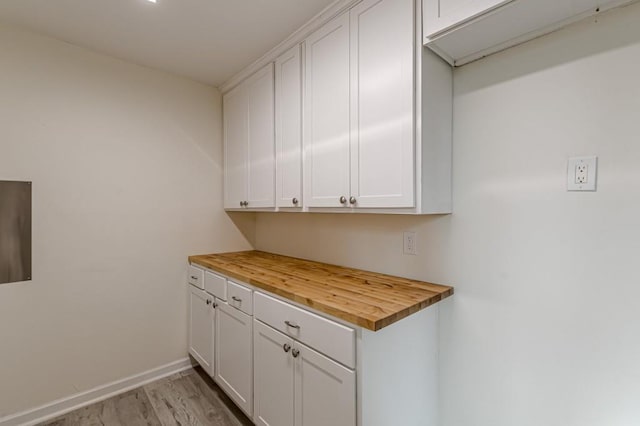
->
403;232;417;255
568;156;597;191
576;164;588;184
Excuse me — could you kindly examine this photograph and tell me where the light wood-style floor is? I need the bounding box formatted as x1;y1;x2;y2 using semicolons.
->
40;367;253;426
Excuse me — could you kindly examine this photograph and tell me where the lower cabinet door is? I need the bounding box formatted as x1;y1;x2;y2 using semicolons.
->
215;301;253;416
188;285;214;376
294;342;356;426
254;320;295;426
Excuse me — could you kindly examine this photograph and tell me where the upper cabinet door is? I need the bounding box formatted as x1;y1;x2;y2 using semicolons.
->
223;85;248;209
247;64;275;208
304;13;351;208
423;0;513;38
275;45;303;209
350;0;415;208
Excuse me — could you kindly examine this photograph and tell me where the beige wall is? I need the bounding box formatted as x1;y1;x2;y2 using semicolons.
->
0;24;253;416
256;3;640;425
4;2;640;423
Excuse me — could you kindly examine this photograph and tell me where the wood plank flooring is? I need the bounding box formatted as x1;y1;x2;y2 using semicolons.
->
40;367;253;426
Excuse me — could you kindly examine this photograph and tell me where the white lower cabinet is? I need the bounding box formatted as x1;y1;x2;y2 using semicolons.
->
254;320;295;426
188;284;214;376
254;320;356;426
189;263;439;426
215;299;254;417
294;340;356;426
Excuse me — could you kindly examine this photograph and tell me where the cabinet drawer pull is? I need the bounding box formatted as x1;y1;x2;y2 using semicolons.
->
285;320;300;329
283;343;291;353
291;348;300;358
232;296;242;302
190;276;198;280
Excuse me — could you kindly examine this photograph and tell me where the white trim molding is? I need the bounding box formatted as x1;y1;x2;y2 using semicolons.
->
219;0;360;94
0;358;193;426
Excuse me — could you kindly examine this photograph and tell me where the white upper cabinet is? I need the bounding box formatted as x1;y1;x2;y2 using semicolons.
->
223;85;248;210
350;0;415;208
224;63;275;210
247;65;276;208
275;45;303;209
304;13;351;208
423;0;632;66
305;0;419;209
222;0;453;214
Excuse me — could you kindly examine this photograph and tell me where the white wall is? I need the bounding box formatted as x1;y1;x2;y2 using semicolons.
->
0;24;253;417
256;3;640;425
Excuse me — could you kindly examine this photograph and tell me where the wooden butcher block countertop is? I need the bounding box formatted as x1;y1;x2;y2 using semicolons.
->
189;251;453;331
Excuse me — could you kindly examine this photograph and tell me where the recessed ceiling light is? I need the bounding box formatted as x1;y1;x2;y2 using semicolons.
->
146;0;157;3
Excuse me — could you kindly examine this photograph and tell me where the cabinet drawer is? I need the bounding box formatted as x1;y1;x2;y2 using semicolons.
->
254;292;355;368
205;270;227;300
188;265;204;289
228;280;253;315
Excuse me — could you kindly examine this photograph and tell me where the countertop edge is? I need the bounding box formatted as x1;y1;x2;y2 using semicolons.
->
188;252;453;331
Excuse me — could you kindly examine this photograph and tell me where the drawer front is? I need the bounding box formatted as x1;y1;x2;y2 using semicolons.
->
205;270;227;300
254;292;355;368
188;265;204;289
228;280;253;315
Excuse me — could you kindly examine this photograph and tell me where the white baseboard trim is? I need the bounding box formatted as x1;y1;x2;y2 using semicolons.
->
0;357;193;426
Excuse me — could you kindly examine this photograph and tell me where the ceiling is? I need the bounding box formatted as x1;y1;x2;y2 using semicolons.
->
0;0;336;86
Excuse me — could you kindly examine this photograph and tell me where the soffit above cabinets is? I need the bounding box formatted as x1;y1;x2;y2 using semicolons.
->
423;0;639;66
0;0;335;86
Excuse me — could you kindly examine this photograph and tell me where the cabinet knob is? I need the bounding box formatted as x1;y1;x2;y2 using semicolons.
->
291;348;300;358
232;296;242;303
190;276;198;280
239;201;244;207
284;320;300;330
244;201;249;207
206;299;211;305
339;196;347;204
283;343;291;353
349;196;356;205
292;197;298;205
212;302;218;308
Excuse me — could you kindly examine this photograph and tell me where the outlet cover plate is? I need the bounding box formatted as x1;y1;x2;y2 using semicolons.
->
567;156;597;191
403;231;417;255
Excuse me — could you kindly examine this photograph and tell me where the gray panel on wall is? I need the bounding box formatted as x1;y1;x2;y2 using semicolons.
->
0;181;32;284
